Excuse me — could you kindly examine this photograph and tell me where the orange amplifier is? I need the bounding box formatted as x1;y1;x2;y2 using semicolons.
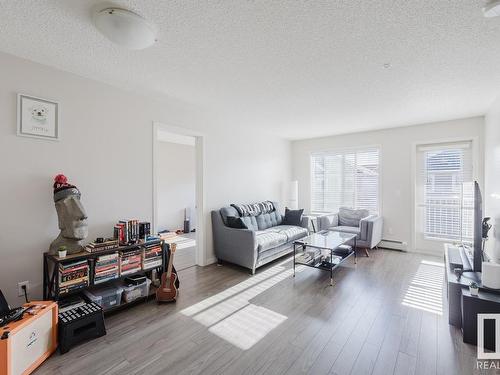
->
0;301;57;375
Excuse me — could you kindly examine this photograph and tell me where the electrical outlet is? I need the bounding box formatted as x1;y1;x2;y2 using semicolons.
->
18;281;29;297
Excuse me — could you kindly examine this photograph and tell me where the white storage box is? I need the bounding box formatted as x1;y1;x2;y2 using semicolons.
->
84;285;123;310
122;278;151;303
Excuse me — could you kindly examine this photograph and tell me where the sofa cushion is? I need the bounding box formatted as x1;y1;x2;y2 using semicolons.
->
258;244;294;262
329;226;361;235
338;207;369;227
256;211;283;230
267;225;308;242
226;216;248;229
220;206;239;225
240;216;258;231
283;208;304;226
255;230;288;252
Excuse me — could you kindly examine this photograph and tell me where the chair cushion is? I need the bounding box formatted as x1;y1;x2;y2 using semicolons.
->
338;207;369;227
267;225;308;242
330;226;361;235
255;231;288;252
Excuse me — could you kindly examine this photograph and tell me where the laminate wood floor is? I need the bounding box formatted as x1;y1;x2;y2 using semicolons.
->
34;249;497;375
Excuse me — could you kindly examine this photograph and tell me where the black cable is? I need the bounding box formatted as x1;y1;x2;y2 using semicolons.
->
21;285;29;303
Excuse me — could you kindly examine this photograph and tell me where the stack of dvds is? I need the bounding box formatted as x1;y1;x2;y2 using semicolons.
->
59;260;89;295
139;222;151;241
143;242;162;270
119;248;142;276
94;253;119;284
84;239;119;253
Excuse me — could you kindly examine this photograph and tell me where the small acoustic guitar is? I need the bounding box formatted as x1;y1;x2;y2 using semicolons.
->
156;243;178;302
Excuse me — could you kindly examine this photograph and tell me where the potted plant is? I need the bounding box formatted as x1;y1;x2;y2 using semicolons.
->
469;281;479;296
58;245;67;258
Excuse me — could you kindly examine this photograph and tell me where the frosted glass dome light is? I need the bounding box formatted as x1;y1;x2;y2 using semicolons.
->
93;8;157;50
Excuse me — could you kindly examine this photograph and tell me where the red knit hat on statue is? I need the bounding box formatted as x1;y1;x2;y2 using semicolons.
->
53;174;81;202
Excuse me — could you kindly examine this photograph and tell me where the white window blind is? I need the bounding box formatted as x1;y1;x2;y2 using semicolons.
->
311;147;380;213
416;141;473;242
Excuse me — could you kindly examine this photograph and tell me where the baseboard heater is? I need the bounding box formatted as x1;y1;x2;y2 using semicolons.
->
378;239;408;252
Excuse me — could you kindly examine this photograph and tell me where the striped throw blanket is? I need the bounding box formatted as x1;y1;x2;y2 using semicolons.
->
231;201;275;217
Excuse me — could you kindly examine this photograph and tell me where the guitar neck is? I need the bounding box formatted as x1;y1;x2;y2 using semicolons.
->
166;244;176;277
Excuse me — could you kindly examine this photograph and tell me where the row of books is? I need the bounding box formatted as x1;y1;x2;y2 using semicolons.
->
113;220;151;245
57;242;163;294
59;259;89;295
143;242;163;270
120;248;143;276
94;253;119;284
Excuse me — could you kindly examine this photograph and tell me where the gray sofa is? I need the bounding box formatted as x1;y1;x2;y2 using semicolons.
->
317;207;383;256
211;202;309;274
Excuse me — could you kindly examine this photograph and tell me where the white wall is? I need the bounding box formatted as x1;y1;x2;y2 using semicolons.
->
292;117;484;252
157;141;196;232
485;95;500;261
0;52;291;305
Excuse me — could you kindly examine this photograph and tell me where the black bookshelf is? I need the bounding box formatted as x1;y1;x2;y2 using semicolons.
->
43;239;167;312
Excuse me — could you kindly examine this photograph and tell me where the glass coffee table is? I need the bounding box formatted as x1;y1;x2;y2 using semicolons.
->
293;230;357;286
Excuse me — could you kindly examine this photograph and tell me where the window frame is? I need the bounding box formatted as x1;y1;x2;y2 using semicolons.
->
309;144;382;215
412;136;481;253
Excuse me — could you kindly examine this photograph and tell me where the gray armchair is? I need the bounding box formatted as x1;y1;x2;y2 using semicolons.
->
317;207;383;256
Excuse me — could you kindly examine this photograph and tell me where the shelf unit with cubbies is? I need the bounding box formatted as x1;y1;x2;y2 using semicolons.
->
43;239;167;313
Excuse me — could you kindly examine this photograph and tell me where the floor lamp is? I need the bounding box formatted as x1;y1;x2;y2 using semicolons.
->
288;181;298;210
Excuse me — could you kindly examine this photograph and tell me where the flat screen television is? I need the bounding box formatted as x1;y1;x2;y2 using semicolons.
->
472;181;483;272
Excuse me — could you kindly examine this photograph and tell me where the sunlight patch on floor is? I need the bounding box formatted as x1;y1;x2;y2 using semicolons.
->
209;304;287;350
401;260;444;315
180;258;305;350
181;263;287;317
192;267;300;326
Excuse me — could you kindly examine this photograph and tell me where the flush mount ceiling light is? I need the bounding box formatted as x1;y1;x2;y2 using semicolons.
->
483;0;500;17
93;7;157;50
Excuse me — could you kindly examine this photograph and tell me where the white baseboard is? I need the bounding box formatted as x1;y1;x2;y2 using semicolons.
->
204;256;217;266
378;239;408;251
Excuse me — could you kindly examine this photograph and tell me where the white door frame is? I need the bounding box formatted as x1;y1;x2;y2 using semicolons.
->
152;121;207;266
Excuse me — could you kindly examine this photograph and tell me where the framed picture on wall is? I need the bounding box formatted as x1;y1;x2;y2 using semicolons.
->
17;93;59;140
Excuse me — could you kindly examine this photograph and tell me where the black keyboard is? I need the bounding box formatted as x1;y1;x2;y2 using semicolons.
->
0;307;27;327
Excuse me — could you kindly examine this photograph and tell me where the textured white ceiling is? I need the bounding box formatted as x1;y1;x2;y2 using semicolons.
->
0;0;499;139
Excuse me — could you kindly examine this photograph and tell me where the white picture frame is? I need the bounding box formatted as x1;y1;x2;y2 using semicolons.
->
17;93;60;140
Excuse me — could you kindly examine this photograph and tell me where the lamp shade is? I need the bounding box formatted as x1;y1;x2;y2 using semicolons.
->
288;181;299;210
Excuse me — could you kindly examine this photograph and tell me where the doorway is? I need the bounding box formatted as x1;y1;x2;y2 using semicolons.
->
152;122;205;269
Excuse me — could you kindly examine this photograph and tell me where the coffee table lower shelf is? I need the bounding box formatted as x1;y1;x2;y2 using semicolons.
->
292;232;357;286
